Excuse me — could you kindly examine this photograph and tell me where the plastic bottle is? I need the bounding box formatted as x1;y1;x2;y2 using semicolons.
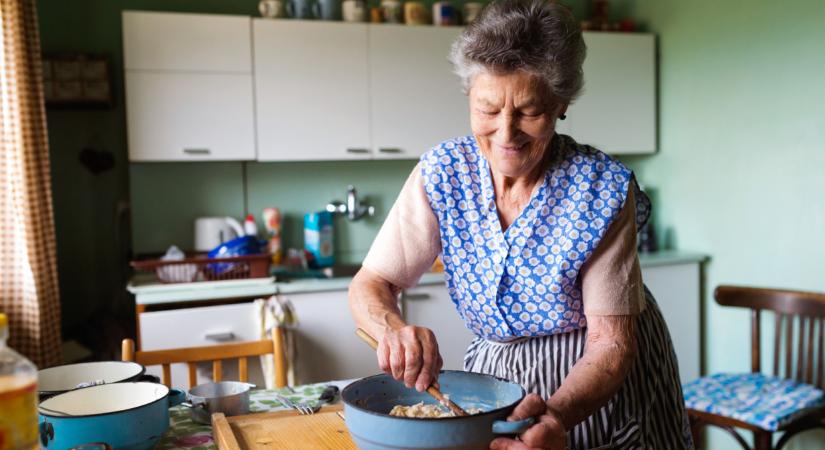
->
304;211;334;268
243;214;258;237
0;313;39;450
262;207;283;265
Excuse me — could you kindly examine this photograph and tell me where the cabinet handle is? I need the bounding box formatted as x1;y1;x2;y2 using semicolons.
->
346;148;370;154
404;292;430;301
378;148;402;154
183;148;211;155
204;332;235;342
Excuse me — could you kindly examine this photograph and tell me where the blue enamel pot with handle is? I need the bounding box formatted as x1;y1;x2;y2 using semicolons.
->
38;382;185;450
342;370;534;450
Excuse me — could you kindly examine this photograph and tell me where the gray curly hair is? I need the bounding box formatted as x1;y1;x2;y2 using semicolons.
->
449;0;586;103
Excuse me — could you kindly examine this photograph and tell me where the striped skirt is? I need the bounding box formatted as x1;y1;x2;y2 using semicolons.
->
463;289;693;449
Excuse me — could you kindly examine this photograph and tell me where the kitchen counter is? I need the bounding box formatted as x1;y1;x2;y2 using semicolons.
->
128;250;708;306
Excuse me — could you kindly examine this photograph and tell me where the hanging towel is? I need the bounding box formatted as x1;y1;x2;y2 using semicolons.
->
255;295;299;388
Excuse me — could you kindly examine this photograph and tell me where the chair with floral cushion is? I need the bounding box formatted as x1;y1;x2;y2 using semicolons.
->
684;285;825;450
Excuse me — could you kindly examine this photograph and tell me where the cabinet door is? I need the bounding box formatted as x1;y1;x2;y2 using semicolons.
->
369;25;471;160
566;32;656;154
403;283;475;370
140;303;266;389
287;290;379;383
254;20;372;161
641;263;701;383
125;72;256;161
123;11;251;73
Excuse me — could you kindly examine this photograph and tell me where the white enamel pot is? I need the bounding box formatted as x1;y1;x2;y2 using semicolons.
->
38;382;185;450
38;361;149;400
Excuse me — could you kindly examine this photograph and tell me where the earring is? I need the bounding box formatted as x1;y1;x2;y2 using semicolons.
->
559;114;567;120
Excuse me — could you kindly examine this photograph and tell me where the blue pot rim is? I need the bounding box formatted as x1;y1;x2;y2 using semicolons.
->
38;361;146;397
341;370;525;421
39;382;170;419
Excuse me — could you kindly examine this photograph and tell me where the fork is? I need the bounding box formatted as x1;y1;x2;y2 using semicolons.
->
273;393;316;415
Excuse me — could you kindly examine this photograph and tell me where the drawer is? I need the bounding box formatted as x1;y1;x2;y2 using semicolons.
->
140;302;260;350
139;303;266;389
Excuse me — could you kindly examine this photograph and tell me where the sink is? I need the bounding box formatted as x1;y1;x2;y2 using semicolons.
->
319;264;362;278
272;264;362;281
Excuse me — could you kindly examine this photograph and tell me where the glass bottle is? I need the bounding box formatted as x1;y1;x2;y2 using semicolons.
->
0;313;39;450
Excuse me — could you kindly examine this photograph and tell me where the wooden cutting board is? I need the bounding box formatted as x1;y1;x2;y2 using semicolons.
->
212;404;357;450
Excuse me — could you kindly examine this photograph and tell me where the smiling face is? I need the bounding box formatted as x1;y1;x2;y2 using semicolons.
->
469;71;567;182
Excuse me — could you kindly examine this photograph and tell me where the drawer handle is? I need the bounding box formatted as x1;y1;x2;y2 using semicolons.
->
404;293;430;301
378;148;402;154
204;332;235;342
346;148;370;154
183;148;211;155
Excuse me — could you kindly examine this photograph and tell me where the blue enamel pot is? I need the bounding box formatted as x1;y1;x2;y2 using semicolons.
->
341;370;534;450
38;382;185;450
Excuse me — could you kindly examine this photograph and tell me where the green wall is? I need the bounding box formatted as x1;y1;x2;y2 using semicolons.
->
625;0;825;448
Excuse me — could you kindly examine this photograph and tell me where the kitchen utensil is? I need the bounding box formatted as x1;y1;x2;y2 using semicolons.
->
273;392;317;415
292;0;322;19
184;381;254;425
462;2;483;24
403;1;429;25
342;0;366;22
194;217;245;252
380;0;402;23
355;328;468;416
317;0;342;20
38;382;185;450
37;361;146;400
432;1;456;26
259;0;289;18
212;404;355;450
342;370;534;450
315;384;339;407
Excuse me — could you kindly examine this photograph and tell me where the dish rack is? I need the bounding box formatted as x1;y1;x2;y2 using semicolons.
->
130;253;271;283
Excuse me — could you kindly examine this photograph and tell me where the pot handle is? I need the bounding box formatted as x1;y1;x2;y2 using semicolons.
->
168;388;186;408
492;417;535;435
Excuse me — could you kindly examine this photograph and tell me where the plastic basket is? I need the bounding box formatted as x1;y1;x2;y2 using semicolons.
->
130;253;271;284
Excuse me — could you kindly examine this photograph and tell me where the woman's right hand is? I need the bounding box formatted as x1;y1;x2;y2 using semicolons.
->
376;325;443;392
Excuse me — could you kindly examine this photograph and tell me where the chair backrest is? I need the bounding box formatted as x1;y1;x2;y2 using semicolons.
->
715;285;825;389
122;327;287;389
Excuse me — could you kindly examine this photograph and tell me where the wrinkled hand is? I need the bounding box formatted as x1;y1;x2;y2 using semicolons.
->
377;325;443;392
490;393;566;450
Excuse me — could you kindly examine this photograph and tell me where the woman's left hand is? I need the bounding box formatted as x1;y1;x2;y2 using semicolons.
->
489;393;566;450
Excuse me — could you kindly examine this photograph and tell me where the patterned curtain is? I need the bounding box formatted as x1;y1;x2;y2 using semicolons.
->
0;0;62;368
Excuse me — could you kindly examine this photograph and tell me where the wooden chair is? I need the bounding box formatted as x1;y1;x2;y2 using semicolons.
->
686;285;825;450
122;328;288;389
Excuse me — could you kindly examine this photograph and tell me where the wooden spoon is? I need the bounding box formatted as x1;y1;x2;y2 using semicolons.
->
355;328;468;416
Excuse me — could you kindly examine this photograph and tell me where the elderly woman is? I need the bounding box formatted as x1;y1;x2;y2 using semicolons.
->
349;1;692;448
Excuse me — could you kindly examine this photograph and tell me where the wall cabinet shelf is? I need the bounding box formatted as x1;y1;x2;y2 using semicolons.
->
124;12;656;162
123;11;256;162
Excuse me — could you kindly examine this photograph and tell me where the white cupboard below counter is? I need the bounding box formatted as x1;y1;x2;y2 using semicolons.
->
132;252;702;388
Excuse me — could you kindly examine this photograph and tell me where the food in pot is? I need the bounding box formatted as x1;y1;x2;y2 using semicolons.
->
389;401;482;418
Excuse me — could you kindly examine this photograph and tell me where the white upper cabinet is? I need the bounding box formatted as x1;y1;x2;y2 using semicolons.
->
123;11;252;72
123;11;255;161
254;20;371;161
566;32;656;154
125;72;255;161
368;25;470;160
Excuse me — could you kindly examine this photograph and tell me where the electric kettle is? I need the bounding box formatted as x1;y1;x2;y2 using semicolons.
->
193;217;245;252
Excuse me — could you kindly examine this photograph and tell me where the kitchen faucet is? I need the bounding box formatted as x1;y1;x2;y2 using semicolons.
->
326;185;375;221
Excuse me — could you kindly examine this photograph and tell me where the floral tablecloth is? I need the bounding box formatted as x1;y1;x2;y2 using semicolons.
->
155;381;349;450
